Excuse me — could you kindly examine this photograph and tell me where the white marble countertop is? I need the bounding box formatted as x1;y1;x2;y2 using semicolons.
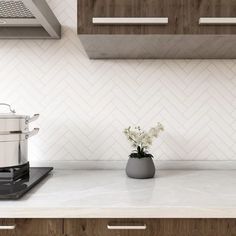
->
1;170;236;218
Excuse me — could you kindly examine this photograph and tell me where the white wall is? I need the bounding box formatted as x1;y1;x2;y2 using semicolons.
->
0;0;236;165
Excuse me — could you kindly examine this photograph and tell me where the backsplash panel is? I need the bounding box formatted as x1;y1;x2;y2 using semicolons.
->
0;0;236;163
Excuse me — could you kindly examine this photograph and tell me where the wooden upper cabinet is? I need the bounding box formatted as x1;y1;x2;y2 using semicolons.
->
185;0;236;34
78;0;236;35
78;0;185;34
78;0;236;58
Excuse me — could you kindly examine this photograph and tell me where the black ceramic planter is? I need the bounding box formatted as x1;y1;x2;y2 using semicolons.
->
126;157;155;179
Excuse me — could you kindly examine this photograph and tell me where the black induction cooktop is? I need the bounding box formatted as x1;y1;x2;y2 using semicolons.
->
0;167;53;200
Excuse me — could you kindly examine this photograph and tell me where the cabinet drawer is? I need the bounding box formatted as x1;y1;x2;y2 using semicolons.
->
186;0;236;34
64;219;148;236
64;219;236;236
78;0;184;34
0;219;63;236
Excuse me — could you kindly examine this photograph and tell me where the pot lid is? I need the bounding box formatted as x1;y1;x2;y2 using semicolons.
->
0;103;28;119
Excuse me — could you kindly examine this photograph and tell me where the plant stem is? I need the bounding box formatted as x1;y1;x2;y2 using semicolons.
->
137;146;145;156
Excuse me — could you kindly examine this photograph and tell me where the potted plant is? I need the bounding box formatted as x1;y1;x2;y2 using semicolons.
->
124;123;164;179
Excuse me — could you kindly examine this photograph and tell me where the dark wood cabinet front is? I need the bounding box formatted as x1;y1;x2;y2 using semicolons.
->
78;0;185;34
64;218;236;236
78;0;236;35
185;0;236;34
0;219;63;236
1;218;236;236
78;0;236;58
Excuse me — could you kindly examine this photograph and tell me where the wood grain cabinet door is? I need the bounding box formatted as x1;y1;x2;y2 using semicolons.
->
64;219;149;236
0;219;63;236
64;219;190;236
185;0;236;34
0;219;15;236
64;219;236;236
78;0;185;35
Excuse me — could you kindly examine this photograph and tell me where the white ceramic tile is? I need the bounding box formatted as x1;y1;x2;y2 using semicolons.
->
0;0;235;163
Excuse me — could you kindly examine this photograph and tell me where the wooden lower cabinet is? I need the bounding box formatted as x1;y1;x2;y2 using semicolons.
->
0;219;63;236
64;219;236;236
1;219;236;236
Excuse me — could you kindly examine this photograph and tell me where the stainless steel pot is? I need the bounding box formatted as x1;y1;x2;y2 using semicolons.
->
0;103;39;132
0;104;39;168
0;128;39;168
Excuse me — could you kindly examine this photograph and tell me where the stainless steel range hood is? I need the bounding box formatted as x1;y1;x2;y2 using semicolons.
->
0;0;61;39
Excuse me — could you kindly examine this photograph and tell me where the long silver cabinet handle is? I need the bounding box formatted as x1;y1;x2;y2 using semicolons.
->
199;17;236;25
107;224;147;230
93;17;168;25
0;225;16;230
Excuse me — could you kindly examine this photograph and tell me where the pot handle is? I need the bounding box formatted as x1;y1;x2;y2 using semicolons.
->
25;128;39;139
26;114;40;124
0;103;16;113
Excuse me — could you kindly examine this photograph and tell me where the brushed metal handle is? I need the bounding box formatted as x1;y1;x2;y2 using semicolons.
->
199;17;236;25
0;225;16;230
107;224;147;230
93;17;168;25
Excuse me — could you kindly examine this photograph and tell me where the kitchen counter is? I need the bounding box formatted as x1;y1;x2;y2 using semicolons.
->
1;170;236;218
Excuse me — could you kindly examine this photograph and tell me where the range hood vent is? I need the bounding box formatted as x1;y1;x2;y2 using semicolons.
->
0;0;61;39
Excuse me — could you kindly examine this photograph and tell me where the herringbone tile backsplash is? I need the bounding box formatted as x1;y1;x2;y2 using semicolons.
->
0;0;236;164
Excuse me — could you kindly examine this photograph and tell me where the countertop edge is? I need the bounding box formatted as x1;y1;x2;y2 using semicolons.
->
1;207;236;218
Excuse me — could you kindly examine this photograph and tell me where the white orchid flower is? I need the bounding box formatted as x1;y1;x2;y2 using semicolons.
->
124;122;164;158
